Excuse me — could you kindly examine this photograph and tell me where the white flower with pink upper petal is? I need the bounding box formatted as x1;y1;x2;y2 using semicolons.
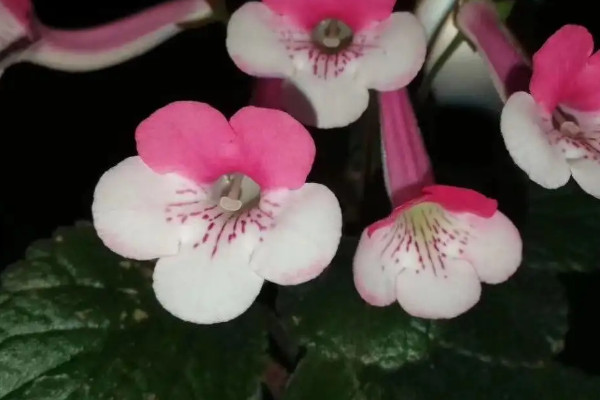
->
501;25;600;198
353;185;522;319
225;0;427;129
92;102;342;324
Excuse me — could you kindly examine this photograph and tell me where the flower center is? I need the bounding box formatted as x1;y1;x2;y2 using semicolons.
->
213;173;260;213
311;18;354;54
553;108;582;137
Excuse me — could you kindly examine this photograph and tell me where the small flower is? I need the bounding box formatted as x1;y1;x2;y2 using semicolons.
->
501;25;600;198
226;0;427;129
353;185;522;319
92;102;342;324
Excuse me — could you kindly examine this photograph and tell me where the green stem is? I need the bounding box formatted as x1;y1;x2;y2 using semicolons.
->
417;32;465;105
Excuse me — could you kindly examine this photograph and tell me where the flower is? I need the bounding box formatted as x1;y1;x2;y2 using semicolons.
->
501;25;600;198
92;102;343;324
226;0;427;129
1;0;214;75
353;185;522;319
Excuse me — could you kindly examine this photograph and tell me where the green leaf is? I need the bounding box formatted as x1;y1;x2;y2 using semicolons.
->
0;223;267;400
526;183;600;272
359;351;600;400
282;352;365;400
436;267;567;366
277;238;437;370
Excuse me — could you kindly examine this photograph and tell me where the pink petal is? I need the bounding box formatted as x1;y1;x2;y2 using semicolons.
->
250;184;342;285
136;102;315;190
530;25;595;112
358;12;427;91
226;2;294;78
561;52;600;112
395;258;482;319
136;101;238;186
0;0;31;28
570;157;600;199
153;248;264;324
92;157;206;260
263;0;395;31
460;211;522;284
229;106;315;190
500;92;571;189
367;185;498;236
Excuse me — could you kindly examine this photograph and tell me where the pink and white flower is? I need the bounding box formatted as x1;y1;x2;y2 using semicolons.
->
353;185;522;319
226;0;427;129
92;102;342;324
501;25;600;198
1;0;214;76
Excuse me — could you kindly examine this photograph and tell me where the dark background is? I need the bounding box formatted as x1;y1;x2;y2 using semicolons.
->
0;0;598;375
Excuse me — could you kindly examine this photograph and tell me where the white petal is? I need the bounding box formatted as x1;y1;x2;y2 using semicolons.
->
501;92;571;189
460;211;522;284
283;74;369;128
395;258;481;319
153;250;264;324
353;227;401;307
92;156;206;260
357;12;427;91
226;2;294;78
570;157;600;199
250;184;342;285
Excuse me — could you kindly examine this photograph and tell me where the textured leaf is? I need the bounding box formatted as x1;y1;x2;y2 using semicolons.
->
526;183;600;272
360;351;600;400
282;352;365;400
436;267;567;366
277;239;437;370
0;223;267;400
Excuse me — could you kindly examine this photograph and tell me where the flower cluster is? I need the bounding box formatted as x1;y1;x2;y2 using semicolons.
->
87;0;535;324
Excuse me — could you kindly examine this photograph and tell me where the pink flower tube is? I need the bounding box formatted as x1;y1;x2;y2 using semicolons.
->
1;0;214;75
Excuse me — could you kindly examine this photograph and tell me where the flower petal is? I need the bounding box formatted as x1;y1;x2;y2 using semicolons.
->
226;2;294;78
357;12;426;91
263;0;395;31
284;73;370;128
229;106;315;190
530;25;594;112
136;101;237;186
92;156;206;260
395;258;481;319
153;249;264;324
562;52;600;112
570;157;600;199
353;226;401;307
460;211;522;284
1;0;31;30
250;183;342;285
136;101;316;190
0;0;30;49
501;92;571;188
